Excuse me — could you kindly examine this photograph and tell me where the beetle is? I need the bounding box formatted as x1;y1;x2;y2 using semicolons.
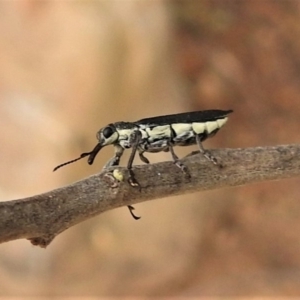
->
54;109;233;219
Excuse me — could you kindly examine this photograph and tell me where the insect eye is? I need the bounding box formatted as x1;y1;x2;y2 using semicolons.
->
103;126;114;139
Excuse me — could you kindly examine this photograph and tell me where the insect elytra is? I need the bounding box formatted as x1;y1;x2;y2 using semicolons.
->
54;109;233;219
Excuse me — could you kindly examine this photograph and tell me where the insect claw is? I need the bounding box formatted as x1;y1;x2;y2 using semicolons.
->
168;144;190;177
175;161;186;171
128;177;141;190
127;169;141;189
127;205;141;220
174;161;191;178
203;151;223;168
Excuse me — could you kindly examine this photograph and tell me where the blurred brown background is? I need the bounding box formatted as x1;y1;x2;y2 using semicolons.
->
1;0;300;297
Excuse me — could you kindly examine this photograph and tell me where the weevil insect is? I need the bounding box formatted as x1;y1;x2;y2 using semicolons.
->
54;109;233;219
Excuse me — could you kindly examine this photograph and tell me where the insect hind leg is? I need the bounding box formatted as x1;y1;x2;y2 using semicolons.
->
195;134;222;167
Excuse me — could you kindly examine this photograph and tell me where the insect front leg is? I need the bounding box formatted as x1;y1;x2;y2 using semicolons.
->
195;134;222;167
103;145;125;187
103;145;124;168
104;142;141;220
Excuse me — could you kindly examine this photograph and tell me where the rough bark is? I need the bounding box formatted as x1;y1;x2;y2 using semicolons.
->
0;144;299;248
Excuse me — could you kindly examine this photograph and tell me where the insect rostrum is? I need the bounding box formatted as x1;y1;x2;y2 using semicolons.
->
54;109;233;219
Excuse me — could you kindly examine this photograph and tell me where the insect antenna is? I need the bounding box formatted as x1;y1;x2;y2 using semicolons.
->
53;143;102;171
53;152;92;171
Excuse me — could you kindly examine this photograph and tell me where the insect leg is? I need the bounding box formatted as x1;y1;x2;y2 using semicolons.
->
195;134;222;167
103;145;124;168
138;151;150;164
169;127;189;175
124;130;143;220
127;205;141;220
169;144;188;173
127;130;142;187
103;145;131;214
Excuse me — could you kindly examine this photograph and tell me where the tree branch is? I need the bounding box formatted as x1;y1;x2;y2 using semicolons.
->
1;144;299;248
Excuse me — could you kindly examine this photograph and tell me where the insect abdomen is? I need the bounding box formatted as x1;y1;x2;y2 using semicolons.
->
170;115;228;143
192;116;228;135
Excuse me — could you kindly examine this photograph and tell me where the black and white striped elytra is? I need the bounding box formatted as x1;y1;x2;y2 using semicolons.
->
54;109;233;219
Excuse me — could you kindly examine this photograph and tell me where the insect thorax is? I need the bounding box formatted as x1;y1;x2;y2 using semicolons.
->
114;122;139;149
